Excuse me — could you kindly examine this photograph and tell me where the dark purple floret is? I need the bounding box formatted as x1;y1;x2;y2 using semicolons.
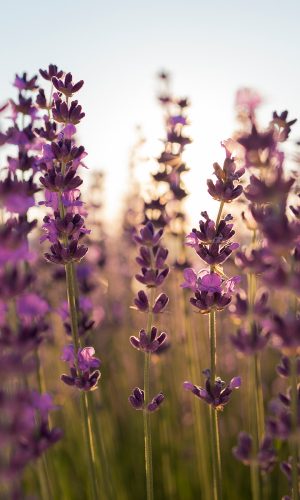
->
233;433;276;473
238;124;275;154
52;99;85;125
14;72;38;91
61;346;101;391
196;241;239;265
134;290;149;312
265;314;300;354
233;432;252;464
39;64;63;81
245;167;295;204
230;323;270;355
272;110;297;142
189;212;235;245
50;139;85;163
52;73;84;97
134;222;163;246
44;239;88;265
61;367;101;391
152;293;169;313
135;266;169;288
36;89;48;109
130;326;167;353
206;153;245;202
184;369;241;410
277;356;300;378
230;289;270;318
129;387;144;409
40;167;83;193
147;393;165;412
280;457;300;483
35;120;58;142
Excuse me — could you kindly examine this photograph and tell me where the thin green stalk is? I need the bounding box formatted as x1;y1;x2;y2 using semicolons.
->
209;311;217;382
209;311;222;500
35;347;55;499
60;222;99;498
185;311;211;500
290;354;299;500
215;200;225;228
144;287;155;500
250;354;261;500
89;391;114;499
250;460;260;500
80;391;99;500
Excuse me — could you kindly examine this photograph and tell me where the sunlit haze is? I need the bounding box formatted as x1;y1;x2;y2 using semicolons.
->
1;0;300;226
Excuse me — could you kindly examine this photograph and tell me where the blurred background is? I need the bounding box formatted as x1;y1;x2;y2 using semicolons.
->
1;0;300;224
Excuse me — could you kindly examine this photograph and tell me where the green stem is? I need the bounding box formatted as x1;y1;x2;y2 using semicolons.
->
81;392;99;500
209;311;216;382
143;287;155;500
209;310;222;500
290;354;299;500
144;351;153;500
250;353;261;500
250;460;260;500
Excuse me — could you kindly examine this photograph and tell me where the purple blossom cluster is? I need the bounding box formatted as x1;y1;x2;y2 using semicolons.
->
0;73;61;494
129;221;169;412
145;72;191;232
36;65;101;391
183;142;243;414
231;91;300;498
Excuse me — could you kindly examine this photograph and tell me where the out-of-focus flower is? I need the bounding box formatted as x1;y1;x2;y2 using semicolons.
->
184;369;241;410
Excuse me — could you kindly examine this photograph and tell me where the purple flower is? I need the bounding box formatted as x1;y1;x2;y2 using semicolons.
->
129;387;144;409
52;99;85;125
130;326;167;353
13;73;38;91
190;212;235;245
265;314;300;355
152;293;169;313
181;268;198;291
230;323;270;355
44;239;88;265
61;345;101;391
196;241;239;266
184;370;241;410
52;73;84;97
17;293;49;318
277;356;300;378
135;267;169;288
187;271;240;314
233;432;276;473
207;154;245;203
128;387;165;412
78;347;101;371
147;393;165;412
39;64;63;81
134;222;163;246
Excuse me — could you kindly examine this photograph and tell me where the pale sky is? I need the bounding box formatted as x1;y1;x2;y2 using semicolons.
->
1;0;300;225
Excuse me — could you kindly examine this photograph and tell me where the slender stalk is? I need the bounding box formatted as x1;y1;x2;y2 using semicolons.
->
215;201;225;229
290;354;299;500
80;392;99;500
209;311;217;382
250;353;261;500
209;310;222;500
143;287;155;500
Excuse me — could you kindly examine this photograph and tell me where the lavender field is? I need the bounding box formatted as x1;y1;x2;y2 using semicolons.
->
1;2;300;499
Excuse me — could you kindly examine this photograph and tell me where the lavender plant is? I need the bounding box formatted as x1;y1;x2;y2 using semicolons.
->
37;66;102;499
129;221;169;500
228;90;299;500
0;72;62;499
183;142;244;499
